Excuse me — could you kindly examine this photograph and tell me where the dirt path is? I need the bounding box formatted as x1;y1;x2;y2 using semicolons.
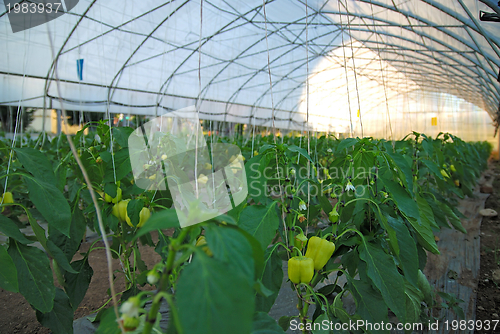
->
475;161;500;333
0;233;163;334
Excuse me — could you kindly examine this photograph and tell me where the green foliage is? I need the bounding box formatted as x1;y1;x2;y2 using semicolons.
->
0;127;488;333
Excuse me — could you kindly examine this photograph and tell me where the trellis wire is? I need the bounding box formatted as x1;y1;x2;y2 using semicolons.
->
262;0;288;250
3;28;30;205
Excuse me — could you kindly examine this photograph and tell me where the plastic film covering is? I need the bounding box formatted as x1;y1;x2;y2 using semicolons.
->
0;0;498;142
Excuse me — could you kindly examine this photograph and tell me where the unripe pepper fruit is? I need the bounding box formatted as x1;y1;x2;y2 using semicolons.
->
137;207;151;227
288;256;314;284
105;187;122;204
112;199;130;222
125;206;151;228
1;192;14;213
305;236;336;270
328;208;339;223
196;236;213;256
2;192;14;204
294;232;308;250
122;315;139;332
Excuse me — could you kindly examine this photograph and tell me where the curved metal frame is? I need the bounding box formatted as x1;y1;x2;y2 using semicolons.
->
2;0;499;130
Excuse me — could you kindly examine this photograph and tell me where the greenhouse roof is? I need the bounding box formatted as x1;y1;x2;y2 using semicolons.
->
0;0;499;135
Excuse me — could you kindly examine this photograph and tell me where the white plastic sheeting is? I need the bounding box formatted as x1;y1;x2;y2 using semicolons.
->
0;0;499;140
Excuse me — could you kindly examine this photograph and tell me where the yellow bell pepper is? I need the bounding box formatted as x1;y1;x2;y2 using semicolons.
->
305;236;336;270
288;256;314;284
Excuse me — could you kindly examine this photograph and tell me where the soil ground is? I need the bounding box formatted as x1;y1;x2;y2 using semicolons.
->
1;162;500;334
475;160;500;333
0;232;164;334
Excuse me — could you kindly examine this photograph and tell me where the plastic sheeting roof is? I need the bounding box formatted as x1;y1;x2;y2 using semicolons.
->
0;0;499;136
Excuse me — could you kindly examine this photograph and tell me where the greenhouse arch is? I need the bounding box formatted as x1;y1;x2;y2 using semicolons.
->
0;0;498;139
1;1;500;333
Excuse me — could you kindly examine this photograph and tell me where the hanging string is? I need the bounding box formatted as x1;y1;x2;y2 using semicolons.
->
98;4;118;185
369;0;394;141
78;45;84;148
45;23;125;333
338;1;354;138
262;0;287;249
194;0;204;199
3;28;30;202
305;0;311;229
251;107;256;158
343;0;363;138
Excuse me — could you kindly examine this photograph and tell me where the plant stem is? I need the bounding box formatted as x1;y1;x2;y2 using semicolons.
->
142;227;190;334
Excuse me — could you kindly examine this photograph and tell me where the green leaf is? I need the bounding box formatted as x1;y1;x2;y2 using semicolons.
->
126;199;144;227
0;215;32;244
404;281;424;325
237;228;265;279
205;225;255;285
15;147;56;184
25;177;72;237
48;208;86;262
385;151;414;196
439;202;467;233
336;138;358;153
36;288;74;334
341;248;359;277
8;240;55;313
386;216;419;289
346;275;390;333
112;127;134;148
421;137;434;156
417;195;439;229
359;242;406;323
406;215;439;254
380;177;419;220
421;159;444;180
103;149;132;183
288;145;313;162
64;258;94;311
239;202;279;250
424;195;449;229
251;312;286;334
417;244;427;270
55;165;67;193
28;211;48;250
254;280;274;297
245;155;268;204
133;209;180;240
177;254;255;334
311;313;331;334
317;284;341;296
333;292;352;324
375;210;399;256
278;316;292;332
318;193;333;214
47;240;78;274
104;182;118;198
95;307;121;334
0;244;18;292
226;200;246;222
255;246;283;313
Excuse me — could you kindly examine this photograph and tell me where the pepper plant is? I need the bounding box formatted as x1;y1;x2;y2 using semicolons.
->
0;126;491;334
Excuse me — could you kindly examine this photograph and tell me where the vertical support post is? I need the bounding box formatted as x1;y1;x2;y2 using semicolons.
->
57;109;62;135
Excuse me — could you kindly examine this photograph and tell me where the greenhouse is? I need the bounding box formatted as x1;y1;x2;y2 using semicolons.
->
0;0;499;333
